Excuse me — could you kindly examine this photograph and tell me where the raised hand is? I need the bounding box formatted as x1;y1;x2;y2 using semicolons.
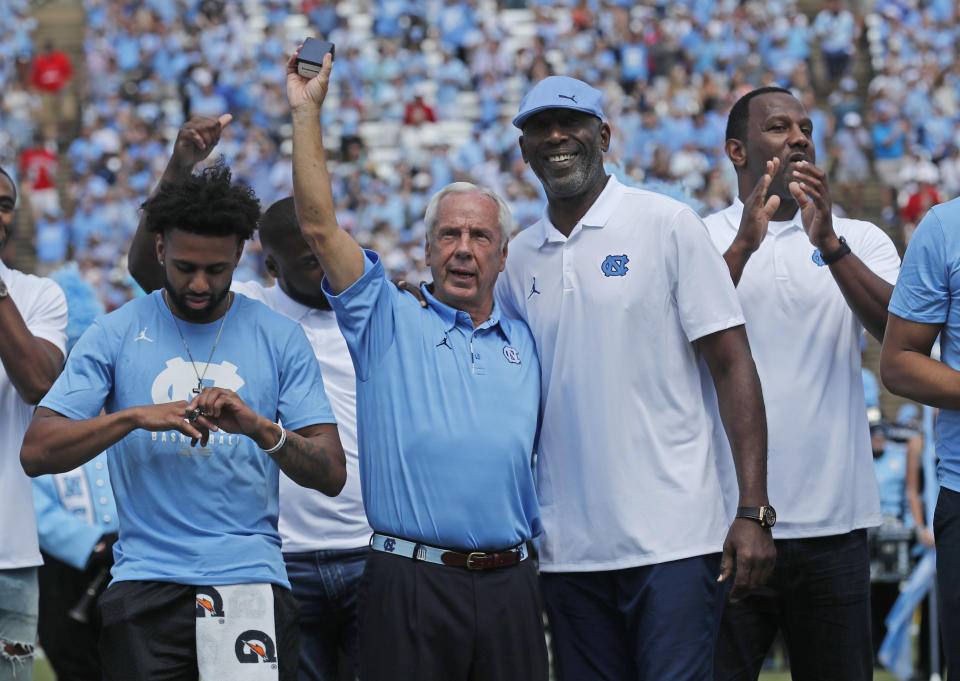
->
788;160;838;250
169;113;233;172
735;158;781;254
285;45;332;112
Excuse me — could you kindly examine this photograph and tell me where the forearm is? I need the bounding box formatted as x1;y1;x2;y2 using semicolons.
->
881;349;960;409
21;408;140;476
252;419;346;495
128;155;194;292
290;107;364;293
0;298;62;404
722;241;754;287
700;327;769;505
714;363;769;506
826;250;894;341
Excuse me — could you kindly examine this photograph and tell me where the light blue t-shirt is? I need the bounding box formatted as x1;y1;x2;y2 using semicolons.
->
324;251;542;550
39;291;336;587
875;439;908;520
889;197;960;492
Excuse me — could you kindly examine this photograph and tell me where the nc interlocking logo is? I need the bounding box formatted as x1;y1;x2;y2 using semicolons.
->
503;346;521;364
151;357;245;403
811;249;826;267
601;254;630;277
383;538;396;552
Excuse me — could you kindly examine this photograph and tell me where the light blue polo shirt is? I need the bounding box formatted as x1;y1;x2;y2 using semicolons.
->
324;250;542;550
889;197;960;492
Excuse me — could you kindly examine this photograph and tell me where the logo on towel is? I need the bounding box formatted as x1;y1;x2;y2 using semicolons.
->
601;254;629;277
503;346;521;365
235;630;277;663
196;587;225;618
383;538;396;552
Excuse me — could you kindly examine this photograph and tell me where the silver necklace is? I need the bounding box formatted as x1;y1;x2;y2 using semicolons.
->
164;290;232;394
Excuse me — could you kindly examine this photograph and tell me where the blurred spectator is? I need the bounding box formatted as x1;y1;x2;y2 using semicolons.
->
30;40;75;131
832;111;871;216
19;133;59;222
871;102;909;188
812;0;857;82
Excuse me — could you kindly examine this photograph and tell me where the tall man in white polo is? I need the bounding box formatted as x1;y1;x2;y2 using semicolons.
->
501;76;775;680
704;86;900;680
0;166;67;680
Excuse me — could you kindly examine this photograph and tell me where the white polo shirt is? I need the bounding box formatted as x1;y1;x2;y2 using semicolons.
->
231;280;370;551
0;259;67;569
703;200;900;539
497;176;745;572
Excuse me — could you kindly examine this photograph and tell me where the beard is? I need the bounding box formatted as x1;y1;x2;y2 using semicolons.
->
162;276;231;322
535;143;606;200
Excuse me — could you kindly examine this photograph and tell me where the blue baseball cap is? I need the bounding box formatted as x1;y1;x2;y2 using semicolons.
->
513;76;606;129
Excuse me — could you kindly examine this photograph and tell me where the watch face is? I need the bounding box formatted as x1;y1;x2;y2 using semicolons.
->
0;279;7;298
762;506;777;527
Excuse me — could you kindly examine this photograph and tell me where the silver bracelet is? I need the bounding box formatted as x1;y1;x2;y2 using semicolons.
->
262;424;286;454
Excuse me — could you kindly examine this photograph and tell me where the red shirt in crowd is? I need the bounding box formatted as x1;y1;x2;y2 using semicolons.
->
19;147;58;191
30;50;73;93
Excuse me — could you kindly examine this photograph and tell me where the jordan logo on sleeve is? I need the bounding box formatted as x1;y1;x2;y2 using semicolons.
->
135;327;153;342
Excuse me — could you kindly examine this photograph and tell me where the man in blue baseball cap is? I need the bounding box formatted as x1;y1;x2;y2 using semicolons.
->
497;75;776;680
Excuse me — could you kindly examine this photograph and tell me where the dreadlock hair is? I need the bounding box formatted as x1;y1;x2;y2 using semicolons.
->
258;196;301;253
726;87;793;142
142;160;260;241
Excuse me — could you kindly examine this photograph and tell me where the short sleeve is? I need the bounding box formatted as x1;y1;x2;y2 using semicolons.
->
38;321;113;419
669;208;745;342
848;221;900;285
889;209;949;323
26;277;68;354
275;324;336;431
323;250;398;381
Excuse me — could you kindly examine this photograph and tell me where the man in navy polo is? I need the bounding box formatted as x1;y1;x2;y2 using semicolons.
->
286;50;546;681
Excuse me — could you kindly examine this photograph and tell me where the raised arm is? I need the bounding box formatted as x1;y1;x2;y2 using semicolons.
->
697;325;776;600
789;161;894;341
286;48;365;294
21;403;208;476
128;113;233;292
723;158;781;286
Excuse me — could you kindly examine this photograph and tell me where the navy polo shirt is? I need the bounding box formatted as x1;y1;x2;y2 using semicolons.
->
324;250;542;550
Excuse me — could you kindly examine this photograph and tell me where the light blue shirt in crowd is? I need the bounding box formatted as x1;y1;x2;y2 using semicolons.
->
33;452;119;570
324;251;542;550
889;197;960;493
39;291;335;587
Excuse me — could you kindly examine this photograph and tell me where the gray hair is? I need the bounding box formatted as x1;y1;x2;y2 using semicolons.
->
423;182;513;248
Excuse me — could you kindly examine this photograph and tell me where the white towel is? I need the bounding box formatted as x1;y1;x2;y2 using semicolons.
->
196;583;279;681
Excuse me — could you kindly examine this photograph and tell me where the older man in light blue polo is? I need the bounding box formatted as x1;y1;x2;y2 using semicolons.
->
286;48;547;681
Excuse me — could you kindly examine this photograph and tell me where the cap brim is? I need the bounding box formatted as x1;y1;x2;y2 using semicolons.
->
513;104;602;129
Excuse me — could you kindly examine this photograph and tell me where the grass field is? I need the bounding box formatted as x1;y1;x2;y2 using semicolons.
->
31;658;902;681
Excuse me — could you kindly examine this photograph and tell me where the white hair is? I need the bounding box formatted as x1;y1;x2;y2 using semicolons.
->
423;182;513;248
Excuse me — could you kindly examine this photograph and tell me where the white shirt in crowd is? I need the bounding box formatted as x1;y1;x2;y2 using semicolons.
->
0;258;67;568
703;199;900;539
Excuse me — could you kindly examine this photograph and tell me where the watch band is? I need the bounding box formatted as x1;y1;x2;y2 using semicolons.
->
0;277;8;299
821;236;851;265
736;505;776;528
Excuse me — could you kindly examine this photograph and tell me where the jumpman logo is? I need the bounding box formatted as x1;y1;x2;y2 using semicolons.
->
558;94;578;103
134;327;153;343
436;335;453;351
527;277;542;299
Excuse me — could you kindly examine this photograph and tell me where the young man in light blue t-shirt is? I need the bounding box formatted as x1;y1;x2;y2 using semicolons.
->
882;196;960;679
20;162;346;681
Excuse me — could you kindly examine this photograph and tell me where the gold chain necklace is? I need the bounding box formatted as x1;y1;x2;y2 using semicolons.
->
163;290;232;394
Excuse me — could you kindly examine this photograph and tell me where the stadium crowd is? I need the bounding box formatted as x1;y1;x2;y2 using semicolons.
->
0;0;955;308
